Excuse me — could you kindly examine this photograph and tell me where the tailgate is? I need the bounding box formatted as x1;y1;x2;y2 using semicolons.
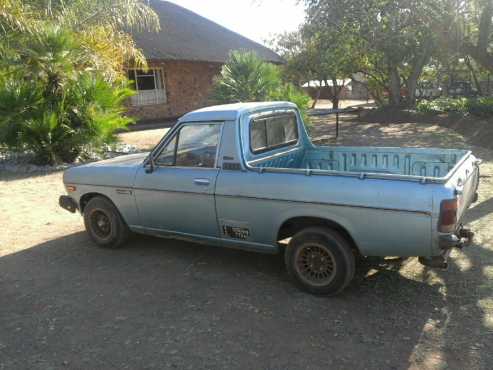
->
455;156;480;222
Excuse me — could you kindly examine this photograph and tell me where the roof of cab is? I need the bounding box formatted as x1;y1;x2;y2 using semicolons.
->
178;102;297;123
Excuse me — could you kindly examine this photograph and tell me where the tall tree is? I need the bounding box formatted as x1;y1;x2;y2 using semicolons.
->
274;22;365;109
305;0;446;106
460;0;493;72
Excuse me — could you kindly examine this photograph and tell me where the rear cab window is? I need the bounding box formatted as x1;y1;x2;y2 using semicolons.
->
250;112;299;154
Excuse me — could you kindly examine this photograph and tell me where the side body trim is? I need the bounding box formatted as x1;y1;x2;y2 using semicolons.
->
70;183;431;216
129;225;278;253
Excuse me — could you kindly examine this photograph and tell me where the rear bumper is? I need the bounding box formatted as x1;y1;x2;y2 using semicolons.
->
420;225;474;269
439;227;474;250
59;195;78;213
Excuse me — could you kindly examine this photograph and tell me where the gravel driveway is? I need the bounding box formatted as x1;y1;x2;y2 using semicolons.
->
1;117;492;370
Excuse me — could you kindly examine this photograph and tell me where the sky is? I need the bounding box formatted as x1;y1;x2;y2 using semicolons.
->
166;0;305;46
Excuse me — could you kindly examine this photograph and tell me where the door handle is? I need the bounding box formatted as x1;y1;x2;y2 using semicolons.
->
193;178;210;186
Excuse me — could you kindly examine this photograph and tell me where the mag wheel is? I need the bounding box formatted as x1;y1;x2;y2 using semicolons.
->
285;227;355;295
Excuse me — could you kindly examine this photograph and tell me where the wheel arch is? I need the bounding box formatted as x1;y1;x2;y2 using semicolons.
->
80;192;117;214
277;216;361;255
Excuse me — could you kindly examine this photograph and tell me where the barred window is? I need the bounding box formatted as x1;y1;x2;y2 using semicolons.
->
127;69;167;106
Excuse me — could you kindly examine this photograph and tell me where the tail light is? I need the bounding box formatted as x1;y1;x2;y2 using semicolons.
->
439;198;458;233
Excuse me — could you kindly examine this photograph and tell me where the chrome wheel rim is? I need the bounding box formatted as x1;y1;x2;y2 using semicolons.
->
90;210;111;239
294;243;337;286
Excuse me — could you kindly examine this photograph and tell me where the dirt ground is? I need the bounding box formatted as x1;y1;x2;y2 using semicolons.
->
118;128;169;151
1;114;493;370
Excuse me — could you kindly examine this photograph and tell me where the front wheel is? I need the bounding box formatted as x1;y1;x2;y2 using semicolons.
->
285;227;355;295
83;196;129;248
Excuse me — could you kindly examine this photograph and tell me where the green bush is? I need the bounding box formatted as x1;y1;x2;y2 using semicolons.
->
416;97;469;114
0;26;134;165
465;97;493;117
415;100;438;114
416;96;493;117
271;83;312;124
0;72;134;165
211;50;311;123
211;50;281;102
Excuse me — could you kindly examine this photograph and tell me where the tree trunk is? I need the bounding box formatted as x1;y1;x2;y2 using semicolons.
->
466;56;483;95
406;38;433;107
463;43;493;73
330;79;340;109
311;80;323;109
373;89;384;106
332;95;339;109
462;2;493;73
406;77;418;106
389;65;401;106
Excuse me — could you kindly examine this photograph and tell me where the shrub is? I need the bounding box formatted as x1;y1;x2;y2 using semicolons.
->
415;100;437;114
416;96;493;117
416;97;468;114
271;83;312;124
0;26;134;165
465;97;493;117
211;50;311;123
0;72;134;165
211;50;281;102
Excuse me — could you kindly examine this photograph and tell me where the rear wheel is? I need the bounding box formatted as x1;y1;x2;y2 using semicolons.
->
285;227;355;295
83;196;129;248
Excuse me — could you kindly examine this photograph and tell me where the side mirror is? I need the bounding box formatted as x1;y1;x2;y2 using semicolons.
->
145;157;155;174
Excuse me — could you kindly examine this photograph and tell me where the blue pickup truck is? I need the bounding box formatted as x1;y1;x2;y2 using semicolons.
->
60;102;480;295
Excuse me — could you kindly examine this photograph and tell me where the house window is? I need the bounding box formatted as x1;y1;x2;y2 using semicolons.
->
127;69;167;106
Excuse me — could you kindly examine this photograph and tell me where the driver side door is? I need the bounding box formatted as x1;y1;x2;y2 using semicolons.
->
134;122;223;238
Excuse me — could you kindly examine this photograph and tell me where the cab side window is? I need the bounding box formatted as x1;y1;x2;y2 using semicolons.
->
155;135;176;166
250;113;298;154
155;124;221;168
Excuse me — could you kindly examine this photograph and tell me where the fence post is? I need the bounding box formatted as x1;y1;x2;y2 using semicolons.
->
336;112;339;138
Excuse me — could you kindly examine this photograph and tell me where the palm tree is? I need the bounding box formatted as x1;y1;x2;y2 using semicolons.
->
211;51;311;123
0;1;30;33
0;1;158;164
0;0;160;79
211;51;282;103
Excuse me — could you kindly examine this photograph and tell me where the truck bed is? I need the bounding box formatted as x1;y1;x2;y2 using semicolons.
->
250;145;470;181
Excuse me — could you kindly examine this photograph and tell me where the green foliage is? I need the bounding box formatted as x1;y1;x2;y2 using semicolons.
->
416;97;493;117
271;83;312;124
303;0;450;106
211;51;311;122
0;0;156;165
0;25;134;165
0;0;160;79
211;51;281;102
416;97;468;114
0;72;134;165
465;97;493;117
272;21;365;109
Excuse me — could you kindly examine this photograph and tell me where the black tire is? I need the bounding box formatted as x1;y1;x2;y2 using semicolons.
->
83;196;129;248
285;227;355;295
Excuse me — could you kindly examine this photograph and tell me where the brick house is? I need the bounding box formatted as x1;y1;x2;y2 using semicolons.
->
127;0;283;122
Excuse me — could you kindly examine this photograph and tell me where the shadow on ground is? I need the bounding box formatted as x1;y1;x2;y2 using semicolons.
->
2;112;493;369
1;232;492;369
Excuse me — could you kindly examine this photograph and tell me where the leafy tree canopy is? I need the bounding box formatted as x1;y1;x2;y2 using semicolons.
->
0;0;159;79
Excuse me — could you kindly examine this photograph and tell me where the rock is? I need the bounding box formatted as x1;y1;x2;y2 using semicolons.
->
0;146;142;174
